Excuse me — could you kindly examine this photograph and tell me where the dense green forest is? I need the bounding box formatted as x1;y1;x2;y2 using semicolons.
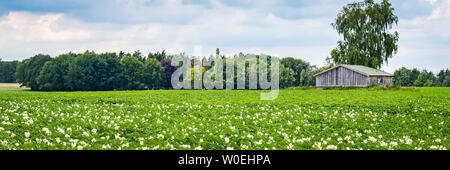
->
1;51;449;90
392;67;450;87
0;59;18;83
5;50;319;91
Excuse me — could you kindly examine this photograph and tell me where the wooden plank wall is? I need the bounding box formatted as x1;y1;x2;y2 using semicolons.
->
368;76;393;86
315;66;369;87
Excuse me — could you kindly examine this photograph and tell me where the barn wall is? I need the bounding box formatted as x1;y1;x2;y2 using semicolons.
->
384;77;393;86
368;76;393;86
315;66;369;87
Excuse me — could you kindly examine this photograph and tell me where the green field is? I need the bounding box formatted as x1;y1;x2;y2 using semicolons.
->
0;87;448;150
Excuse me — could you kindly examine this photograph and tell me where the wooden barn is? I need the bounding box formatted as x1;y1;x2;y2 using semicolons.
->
314;64;393;88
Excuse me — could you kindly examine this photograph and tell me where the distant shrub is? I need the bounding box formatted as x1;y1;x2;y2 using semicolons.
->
323;86;359;90
368;85;397;90
286;86;316;90
321;85;418;91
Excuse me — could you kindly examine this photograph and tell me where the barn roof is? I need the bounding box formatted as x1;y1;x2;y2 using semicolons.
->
314;64;393;77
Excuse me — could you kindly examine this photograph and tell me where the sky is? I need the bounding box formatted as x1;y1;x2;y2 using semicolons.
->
0;0;449;73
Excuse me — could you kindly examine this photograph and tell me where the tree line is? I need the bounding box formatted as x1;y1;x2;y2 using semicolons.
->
0;59;18;83
393;67;450;87
3;52;449;90
14;51;166;91
7;50;318;91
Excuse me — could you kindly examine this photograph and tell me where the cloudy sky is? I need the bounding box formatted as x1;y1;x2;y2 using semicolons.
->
0;0;449;73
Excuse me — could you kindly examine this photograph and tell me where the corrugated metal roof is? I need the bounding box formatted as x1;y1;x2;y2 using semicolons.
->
314;64;393;77
341;65;393;76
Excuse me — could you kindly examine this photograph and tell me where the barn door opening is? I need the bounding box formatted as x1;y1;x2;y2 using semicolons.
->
378;77;383;84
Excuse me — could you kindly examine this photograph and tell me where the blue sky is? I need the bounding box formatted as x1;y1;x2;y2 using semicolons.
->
0;0;449;73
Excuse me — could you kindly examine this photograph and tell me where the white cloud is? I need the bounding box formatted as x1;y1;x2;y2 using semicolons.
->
428;0;438;5
0;1;338;63
428;0;450;19
392;0;450;73
0;0;448;74
0;12;91;43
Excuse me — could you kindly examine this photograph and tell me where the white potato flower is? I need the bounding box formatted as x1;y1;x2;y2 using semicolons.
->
326;145;337;150
24;132;30;138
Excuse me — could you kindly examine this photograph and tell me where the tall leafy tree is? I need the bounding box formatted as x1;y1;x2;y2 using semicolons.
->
15;54;52;90
280;65;296;88
143;58;166;89
280;57;310;86
68;51;110;91
119;56;146;90
393;67;412;86
436;69;449;86
99;52;122;90
216;48;221;59
133;50;146;63
14;59;27;85
147;52;155;60
410;68;420;84
442;74;450;87
414;70;436;87
154;51;167;61
0;60;18;83
37;53;75;91
118;51;125;59
331;0;399;69
160;59;178;89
